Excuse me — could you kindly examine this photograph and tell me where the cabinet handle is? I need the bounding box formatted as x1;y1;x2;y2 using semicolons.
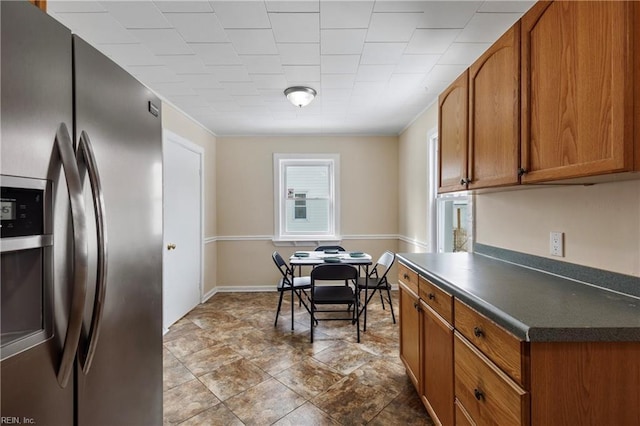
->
403;273;410;280
428;293;435;300
413;302;421;312
474;388;485;401
460;178;466;186
517;167;527;177
473;326;484;338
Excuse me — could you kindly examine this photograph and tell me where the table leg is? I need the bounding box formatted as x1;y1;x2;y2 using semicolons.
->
363;264;369;332
290;267;295;331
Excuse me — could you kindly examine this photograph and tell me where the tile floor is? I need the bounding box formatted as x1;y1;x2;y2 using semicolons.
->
163;290;434;425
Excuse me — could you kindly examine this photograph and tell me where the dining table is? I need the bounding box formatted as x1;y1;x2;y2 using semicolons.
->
288;250;373;332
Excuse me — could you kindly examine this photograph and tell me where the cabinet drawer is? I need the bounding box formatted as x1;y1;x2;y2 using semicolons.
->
455;399;476;426
398;263;419;295
454;332;529;426
454;299;526;386
419;276;453;324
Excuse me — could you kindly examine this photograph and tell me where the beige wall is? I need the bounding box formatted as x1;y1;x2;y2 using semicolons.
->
161;102;218;294
398;103;438;253
215;135;399;288
476;180;640;276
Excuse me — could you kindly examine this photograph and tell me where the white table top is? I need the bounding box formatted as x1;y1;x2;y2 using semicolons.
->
289;250;372;265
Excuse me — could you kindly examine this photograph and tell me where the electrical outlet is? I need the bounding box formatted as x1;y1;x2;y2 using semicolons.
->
550;231;564;257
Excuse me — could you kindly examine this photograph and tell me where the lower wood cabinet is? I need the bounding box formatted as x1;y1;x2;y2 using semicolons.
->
398;260;640;425
399;281;420;389
421;301;454;426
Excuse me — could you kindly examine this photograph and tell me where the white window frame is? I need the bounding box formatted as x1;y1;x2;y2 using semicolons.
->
273;153;340;242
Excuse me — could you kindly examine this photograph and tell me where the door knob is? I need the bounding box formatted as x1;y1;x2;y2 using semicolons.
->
167;243;176;250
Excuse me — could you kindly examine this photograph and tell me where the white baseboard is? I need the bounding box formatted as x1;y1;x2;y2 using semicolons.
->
201;284;397;301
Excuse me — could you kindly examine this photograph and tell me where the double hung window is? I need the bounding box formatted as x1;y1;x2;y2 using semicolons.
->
274;154;340;241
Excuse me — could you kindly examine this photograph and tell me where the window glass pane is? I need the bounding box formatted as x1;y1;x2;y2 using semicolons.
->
285;166;329;198
286;198;329;233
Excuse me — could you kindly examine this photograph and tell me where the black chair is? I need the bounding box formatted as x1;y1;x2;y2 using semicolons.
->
314;245;345;252
355;251;396;331
310;264;360;343
272;251;312;330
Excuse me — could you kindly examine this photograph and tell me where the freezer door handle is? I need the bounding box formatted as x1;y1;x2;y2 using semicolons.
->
55;123;89;388
76;130;108;375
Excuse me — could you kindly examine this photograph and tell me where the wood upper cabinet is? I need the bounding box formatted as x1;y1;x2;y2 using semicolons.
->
468;22;521;190
439;70;469;193
520;1;638;182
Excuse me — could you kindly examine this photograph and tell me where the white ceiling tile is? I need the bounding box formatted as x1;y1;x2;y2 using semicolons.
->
278;43;320;65
321;74;356;89
252;74;288;89
180;73;223;89
365;13;421;42
147;81;196;96
52;12;137;44
99;43;163;66
129;29;193;55
126;65;181;83
283;65;320;82
102;2;170;29
198;89;234;103
373;1;428;13
189;43;242;65
241;55;283;74
320;29;366;54
406;29;461;54
170;95;210;108
160;55;210;74
418;2;482;29
438;43;492;65
226;29;278;54
208;65;251;82
265;0;319;13
478;1;536;13
164;13;228;43
395;54;439;74
352;81;387;96
360;43;406;65
153;1;213;13
321;55;360;74
217;82;257;95
211;1;271;29
424;64;467;83
388;73;427;91
320;1;374;29
456;13;522;43
48;1;106;13
355;65;395;82
269;12;320;43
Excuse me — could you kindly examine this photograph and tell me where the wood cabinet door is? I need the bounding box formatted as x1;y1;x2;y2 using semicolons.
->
468;22;520;190
421;302;454;426
521;1;636;183
438;70;469;193
399;282;421;390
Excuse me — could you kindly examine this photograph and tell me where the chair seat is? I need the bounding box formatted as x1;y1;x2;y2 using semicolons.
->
277;276;311;291
313;285;355;304
354;277;389;289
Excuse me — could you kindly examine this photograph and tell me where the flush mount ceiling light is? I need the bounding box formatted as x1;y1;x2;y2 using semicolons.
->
284;86;317;108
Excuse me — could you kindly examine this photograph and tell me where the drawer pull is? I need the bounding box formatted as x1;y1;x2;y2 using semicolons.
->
473;326;484;338
427;293;435;300
473;388;485;401
413;302;421;312
403;273;410;280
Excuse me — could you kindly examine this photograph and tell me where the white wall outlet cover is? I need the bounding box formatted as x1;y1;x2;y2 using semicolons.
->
550;231;564;257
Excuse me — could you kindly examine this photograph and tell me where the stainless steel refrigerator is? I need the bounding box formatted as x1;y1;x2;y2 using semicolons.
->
1;2;163;424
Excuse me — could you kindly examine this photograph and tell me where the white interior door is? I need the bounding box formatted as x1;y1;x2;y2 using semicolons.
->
163;131;203;331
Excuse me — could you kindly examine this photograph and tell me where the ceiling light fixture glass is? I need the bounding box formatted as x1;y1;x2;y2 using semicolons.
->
284;86;317;108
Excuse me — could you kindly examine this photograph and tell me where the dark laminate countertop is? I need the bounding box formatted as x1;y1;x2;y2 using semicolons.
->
397;252;640;342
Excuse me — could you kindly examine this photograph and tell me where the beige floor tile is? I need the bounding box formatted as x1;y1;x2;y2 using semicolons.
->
163;348;196;391
177;404;244;426
181;345;243;377
163;379;220;425
274;358;344;399
272;402;340;426
198;358;271;401
224;378;306;425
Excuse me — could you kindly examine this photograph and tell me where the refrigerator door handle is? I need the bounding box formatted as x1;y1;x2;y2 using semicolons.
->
55;123;89;388
76;130;108;375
